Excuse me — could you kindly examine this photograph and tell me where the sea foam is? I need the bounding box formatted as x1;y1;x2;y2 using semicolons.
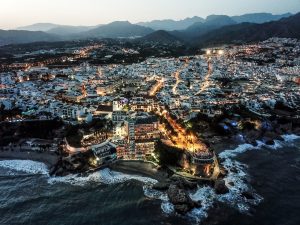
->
0;160;49;175
185;134;300;222
0;159;158;188
0;134;299;222
48;168;157;186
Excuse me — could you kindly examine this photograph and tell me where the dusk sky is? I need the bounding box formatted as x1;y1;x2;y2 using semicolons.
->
1;0;300;29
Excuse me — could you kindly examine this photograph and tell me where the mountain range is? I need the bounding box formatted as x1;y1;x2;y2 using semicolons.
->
81;21;154;38
173;15;237;40
137;16;205;31
0;30;60;47
192;12;300;47
137;13;291;31
0;12;298;47
137;30;182;44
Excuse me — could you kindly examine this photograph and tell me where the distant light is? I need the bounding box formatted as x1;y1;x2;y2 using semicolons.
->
206;49;211;55
218;50;224;55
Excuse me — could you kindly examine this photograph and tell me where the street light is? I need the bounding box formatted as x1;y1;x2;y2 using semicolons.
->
218;50;224;55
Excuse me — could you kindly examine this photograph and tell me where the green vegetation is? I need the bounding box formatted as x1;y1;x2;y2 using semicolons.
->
0;119;63;146
65;118;109;147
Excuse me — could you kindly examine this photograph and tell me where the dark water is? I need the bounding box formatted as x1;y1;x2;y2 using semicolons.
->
0;138;299;225
203;138;300;225
221;139;300;225
0;170;188;225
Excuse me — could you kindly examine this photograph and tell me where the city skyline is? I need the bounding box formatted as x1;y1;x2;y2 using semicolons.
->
0;0;300;29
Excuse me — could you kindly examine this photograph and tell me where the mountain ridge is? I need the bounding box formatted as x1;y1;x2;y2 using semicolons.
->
82;21;154;38
1;12;298;47
136;30;182;44
191;12;300;47
0;30;60;46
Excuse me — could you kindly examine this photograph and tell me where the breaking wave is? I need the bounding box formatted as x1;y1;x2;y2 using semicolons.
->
48;168;157;186
0;134;299;223
0;160;157;186
0;160;49;175
176;134;299;223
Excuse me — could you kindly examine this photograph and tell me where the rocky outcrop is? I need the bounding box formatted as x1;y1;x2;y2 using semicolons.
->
242;191;255;200
50;151;94;176
152;181;170;191
170;176;198;190
167;184;200;214
214;179;229;194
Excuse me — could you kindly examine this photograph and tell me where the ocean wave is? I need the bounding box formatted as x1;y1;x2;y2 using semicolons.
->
185;134;299;223
282;134;300;142
1;133;298;222
188;186;216;222
143;185;173;214
0;159;158;191
0;160;49;175
257;134;299;150
143;185;168;201
161;202;175;214
48;168;157;186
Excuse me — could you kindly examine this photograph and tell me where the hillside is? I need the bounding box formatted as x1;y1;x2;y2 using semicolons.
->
231;13;292;24
137;16;205;31
0;30;59;46
192;13;300;47
46;25;98;36
83;21;154;38
137;30;182;44
172;15;237;41
17;23;59;31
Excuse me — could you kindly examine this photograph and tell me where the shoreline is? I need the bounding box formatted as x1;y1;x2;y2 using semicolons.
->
108;160;168;182
210;130;300;154
0;150;59;168
0;133;299;177
1;134;299;216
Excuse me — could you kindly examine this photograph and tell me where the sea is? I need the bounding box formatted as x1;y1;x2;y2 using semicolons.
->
0;134;299;225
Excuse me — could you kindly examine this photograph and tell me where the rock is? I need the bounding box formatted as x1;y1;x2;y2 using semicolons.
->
167;184;197;214
219;167;228;178
179;179;198;190
152;182;170;191
54;167;64;176
242;191;255;200
263;131;281;145
265;139;275;145
49;166;57;176
167;185;189;204
250;140;258;146
230;167;239;174
228;181;234;186
214;179;229;194
170;176;197;190
194;200;202;208
174;204;190;214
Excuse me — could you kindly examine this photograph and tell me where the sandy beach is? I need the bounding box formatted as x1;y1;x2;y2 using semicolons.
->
0;150;59;168
109;160;168;182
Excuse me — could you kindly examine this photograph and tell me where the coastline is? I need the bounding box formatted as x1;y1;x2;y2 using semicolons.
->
108;160;168;182
0;150;59;168
1;132;299;177
0;134;299;217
